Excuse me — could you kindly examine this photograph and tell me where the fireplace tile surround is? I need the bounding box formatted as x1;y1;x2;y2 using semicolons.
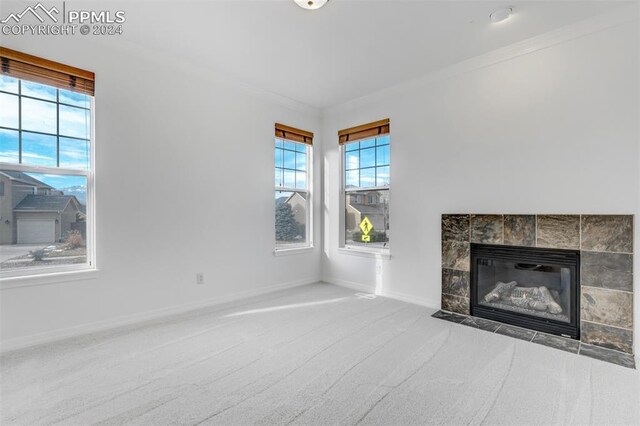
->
432;310;636;369
440;214;635;364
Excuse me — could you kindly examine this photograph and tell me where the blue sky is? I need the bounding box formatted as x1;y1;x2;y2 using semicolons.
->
273;135;390;193
0;75;91;173
344;135;390;188
0;76;90;197
29;173;87;190
274;139;308;190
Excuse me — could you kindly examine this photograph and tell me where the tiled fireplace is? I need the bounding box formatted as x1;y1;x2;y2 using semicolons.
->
440;214;634;365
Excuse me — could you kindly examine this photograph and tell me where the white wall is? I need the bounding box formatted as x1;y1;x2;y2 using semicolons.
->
1;11;638;359
321;21;640;352
0;37;322;348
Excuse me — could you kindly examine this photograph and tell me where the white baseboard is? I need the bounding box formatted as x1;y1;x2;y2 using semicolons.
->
323;277;376;293
323;277;440;310
0;276;320;354
378;288;439;310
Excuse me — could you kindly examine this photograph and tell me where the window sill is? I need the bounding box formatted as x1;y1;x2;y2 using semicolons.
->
273;246;314;256
0;268;99;290
337;247;392;260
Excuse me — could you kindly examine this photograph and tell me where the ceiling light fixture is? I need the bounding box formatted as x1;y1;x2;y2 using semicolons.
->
489;7;513;24
294;0;329;10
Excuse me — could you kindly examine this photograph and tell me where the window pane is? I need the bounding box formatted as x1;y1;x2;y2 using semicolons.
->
59;105;90;139
59;137;90;170
21;132;57;167
376;145;389;166
21;81;57;101
376;166;390;186
275;190;307;247
376;135;390;146
295;171;306;189
0;170;88;273
22;98;56;134
345;150;359;171
283;170;295;188
0;129;19;163
345;189;389;249
360;138;375;149
0;93;19;128
0;75;18;93
283;150;295;170
59;89;90;108
360;147;375;168
345;170;358;188
295;152;306;171
274;136;310;249
360;168;376;187
345;141;359;151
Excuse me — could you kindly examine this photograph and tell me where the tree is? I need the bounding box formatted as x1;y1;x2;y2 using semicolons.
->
275;202;299;241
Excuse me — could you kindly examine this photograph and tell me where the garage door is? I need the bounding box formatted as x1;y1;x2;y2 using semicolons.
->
17;220;55;244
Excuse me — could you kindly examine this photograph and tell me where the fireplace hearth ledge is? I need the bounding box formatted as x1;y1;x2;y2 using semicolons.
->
432;309;636;369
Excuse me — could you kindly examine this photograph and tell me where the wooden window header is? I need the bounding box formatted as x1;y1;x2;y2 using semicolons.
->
338;118;390;144
0;47;95;96
275;123;313;145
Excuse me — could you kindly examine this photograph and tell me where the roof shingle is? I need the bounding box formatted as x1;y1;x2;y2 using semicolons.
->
14;195;76;212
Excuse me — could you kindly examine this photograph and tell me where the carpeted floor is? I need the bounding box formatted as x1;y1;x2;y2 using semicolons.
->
1;283;639;425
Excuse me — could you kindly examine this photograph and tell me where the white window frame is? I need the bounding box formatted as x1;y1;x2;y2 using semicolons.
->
0;83;96;280
274;137;313;253
339;138;390;256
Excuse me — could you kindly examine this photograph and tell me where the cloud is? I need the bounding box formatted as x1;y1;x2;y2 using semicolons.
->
27;173;86;189
21;81;57;101
0;93;19;127
22;152;53;160
59;105;90;139
0;75;18;93
59;89;90;107
0;152;18;162
21;98;57;133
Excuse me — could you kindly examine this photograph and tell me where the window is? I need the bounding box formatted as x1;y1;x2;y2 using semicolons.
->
274;123;312;250
340;119;390;250
0;48;95;278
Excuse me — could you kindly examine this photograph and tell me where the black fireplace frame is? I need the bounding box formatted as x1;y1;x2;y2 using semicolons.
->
470;243;580;339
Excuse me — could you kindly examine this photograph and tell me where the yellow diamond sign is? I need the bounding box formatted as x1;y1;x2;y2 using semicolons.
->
359;216;373;235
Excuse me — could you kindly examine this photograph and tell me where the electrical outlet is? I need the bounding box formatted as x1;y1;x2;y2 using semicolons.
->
196;273;205;285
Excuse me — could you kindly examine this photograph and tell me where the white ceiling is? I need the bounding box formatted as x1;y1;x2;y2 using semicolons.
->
112;1;634;108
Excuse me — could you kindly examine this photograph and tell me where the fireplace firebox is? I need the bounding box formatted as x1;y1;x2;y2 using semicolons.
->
470;244;580;339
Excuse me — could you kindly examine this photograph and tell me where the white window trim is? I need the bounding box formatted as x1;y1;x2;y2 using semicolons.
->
337;246;391;260
274;139;313;252
273;246;314;256
0;96;96;281
339;142;390;255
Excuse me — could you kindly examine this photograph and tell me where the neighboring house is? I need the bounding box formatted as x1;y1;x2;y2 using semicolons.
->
0;171;84;245
285;192;306;225
346;191;389;233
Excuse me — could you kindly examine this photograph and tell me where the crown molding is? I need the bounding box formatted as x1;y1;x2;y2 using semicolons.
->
323;4;639;118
